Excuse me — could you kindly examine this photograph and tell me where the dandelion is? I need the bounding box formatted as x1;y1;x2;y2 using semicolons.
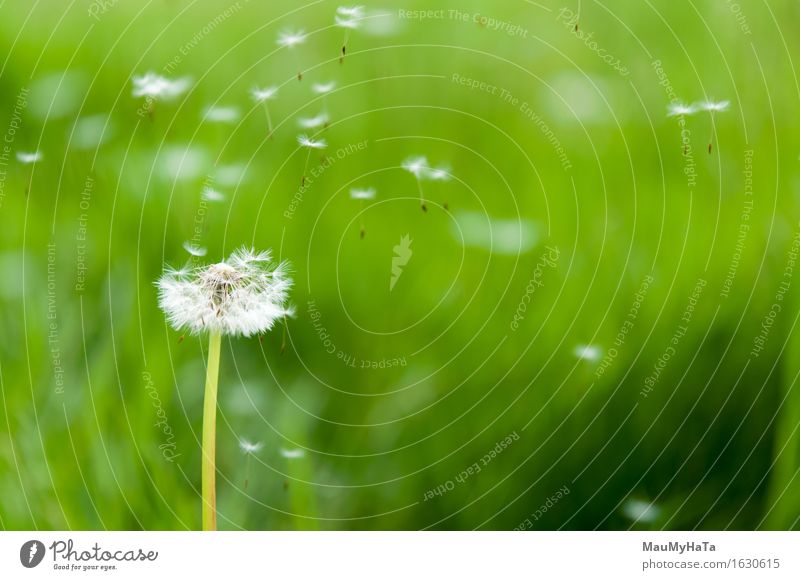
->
298;134;328;186
277;30;307;81
335;6;364;62
574;344;601;362
350;187;376;238
297;113;330;130
698;100;729;153
402;155;450;212
251;85;278;138
156;247;293;530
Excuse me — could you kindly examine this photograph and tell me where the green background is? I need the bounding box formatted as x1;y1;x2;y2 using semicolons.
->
1;0;799;530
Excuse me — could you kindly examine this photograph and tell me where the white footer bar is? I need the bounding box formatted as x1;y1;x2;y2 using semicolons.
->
1;532;796;578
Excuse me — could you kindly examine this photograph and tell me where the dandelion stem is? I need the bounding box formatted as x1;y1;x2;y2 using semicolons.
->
302;149;312;186
202;330;222;531
416;178;427;212
262;102;274;138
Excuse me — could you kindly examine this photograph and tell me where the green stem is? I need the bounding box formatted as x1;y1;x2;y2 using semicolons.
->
202;330;222;531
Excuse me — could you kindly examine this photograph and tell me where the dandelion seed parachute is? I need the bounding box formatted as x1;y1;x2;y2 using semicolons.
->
131;72;190;100
16;151;42;164
297;134;327;149
251;86;278;102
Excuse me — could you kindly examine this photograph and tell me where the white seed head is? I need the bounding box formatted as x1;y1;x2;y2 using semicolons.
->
156;247;294;337
16;151;42;164
312;81;337;95
667;102;696;117
350;187;376;200
251;86;278;103
699;99;730;113
277;30;307;48
131;72;190;100
239;439;263;454
297;134;327;149
297;113;329;129
427;166;451;181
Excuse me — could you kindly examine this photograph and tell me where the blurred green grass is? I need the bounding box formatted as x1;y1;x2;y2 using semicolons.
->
1;0;800;530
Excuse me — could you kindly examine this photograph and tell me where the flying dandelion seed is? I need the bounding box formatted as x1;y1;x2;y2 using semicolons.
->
239;439;264;454
156;247;292;530
17;151;43;194
350;187;376;238
335;6;364;62
202;188;225;202
574;344;601;362
622;499;661;524
251;86;278;137
298;134;328;186
204;106;240;124
276;30;307;80
698;99;729;153
402;155;450;211
312;81;336;95
297;113;330;130
131;72;190;100
280;448;306;459
667;102;696;117
182;242;208;258
16;151;42;164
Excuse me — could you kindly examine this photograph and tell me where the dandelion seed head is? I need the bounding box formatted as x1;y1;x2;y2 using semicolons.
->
251;86;278;103
297;134;327;149
574;344;601;361
350;187;376;200
239;439;263;454
312;81;337;95
131;72;190;100
16;151;42;164
297;113;329;129
277;30;307;48
427;166;451;181
667;102;696;117
156;246;294;337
